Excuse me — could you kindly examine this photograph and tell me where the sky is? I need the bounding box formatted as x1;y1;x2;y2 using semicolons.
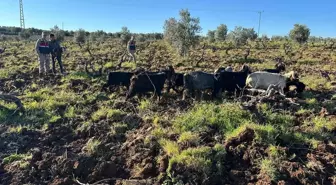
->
0;0;335;37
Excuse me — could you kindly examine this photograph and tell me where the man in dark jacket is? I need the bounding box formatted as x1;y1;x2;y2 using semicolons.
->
49;34;65;74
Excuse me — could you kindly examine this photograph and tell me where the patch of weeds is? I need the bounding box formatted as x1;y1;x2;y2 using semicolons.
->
312;116;336;132
139;99;152;111
3;153;32;165
173;102;252;135
64;106;76;119
296;108;312;115
177;132;199;146
49;115;62;123
305;98;320;110
111;123;128;134
167;146;212;174
7;125;27;134
152;127;170;139
259;158;280;181
253;124;278;145
84;138;101;155
160;139;180;157
121;62;137;69
301;75;332;90
91;107;125;122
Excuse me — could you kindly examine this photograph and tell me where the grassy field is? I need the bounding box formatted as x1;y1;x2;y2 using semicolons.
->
0;39;335;185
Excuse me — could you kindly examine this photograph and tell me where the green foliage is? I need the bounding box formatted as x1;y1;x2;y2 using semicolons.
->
3;153;32;165
74;28;86;45
50;25;65;42
163;9;202;56
259;158;280;181
207;30;215;42
173;102;252;135
160;139;180;156
168;146;212;173
289;24;310;44
177;131;199;146
215;24;228;41
84;138;101;155
120;26;131;46
227;26;258;46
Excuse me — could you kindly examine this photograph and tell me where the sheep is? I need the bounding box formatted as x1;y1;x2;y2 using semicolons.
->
182;71;217;100
245;71;298;96
213;64;251;95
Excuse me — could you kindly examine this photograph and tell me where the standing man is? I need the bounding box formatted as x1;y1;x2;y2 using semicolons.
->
35;32;51;76
127;36;136;62
49;34;65;75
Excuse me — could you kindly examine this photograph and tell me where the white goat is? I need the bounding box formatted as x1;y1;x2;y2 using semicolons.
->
245;71;297;96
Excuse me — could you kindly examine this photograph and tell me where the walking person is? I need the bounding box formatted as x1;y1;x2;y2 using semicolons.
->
49;34;65;75
127;36;136;62
35;32;51;76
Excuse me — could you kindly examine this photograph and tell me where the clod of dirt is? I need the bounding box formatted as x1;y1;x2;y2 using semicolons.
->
31;148;42;162
159;155;169;172
50;177;73;185
123;114;143;129
224;127;255;150
73;156;98;178
96;161;117;178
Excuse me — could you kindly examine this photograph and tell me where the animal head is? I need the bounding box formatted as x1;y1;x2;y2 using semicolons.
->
275;62;286;72
240;64;251;73
214;67;225;74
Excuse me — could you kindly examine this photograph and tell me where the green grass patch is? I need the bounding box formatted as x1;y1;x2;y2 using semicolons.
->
173;102;252;135
84;138;101;155
3;153;32;165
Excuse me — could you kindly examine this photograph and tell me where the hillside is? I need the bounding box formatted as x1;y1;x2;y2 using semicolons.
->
0;39;335;185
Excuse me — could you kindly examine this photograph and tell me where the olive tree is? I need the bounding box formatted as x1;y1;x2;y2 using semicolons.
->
207;30;215;42
74;28;86;47
215;24;227;41
120;26;131;46
227;26;258;46
289;24;310;44
50;25;65;42
163;9;202;56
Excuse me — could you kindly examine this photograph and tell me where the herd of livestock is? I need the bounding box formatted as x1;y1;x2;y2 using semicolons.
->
97;61;306;101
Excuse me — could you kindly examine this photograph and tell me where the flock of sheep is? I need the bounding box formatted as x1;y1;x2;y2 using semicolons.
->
99;60;306;101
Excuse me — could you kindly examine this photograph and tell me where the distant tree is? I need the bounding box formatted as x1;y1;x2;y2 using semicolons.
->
207;30;215;42
289;24;310;44
227;26;257;46
120;26;131;46
74;29;86;47
19;30;31;40
50;25;65;42
215;24;227;41
163;9;202;56
261;34;269;41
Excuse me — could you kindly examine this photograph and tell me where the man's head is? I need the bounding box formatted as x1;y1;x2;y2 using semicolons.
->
50;34;55;41
42;32;47;39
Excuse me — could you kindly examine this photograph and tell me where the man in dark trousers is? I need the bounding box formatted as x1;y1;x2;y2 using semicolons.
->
49;34;65;75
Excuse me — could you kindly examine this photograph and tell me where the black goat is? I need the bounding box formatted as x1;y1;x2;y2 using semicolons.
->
214;65;251;96
125;66;175;100
101;71;134;91
167;72;184;93
262;62;286;73
183;71;217;100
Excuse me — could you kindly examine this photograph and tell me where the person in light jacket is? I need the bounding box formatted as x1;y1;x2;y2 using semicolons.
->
35;32;51;76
